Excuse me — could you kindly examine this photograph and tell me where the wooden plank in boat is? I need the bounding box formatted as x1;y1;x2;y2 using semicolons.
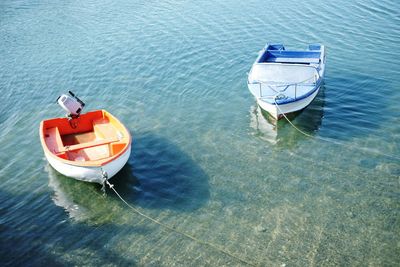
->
60;137;118;152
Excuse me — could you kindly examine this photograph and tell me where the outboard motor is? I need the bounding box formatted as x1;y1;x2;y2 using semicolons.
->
57;91;85;118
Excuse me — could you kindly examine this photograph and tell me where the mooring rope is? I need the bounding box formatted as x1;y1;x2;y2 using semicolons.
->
273;97;400;161
274;100;314;139
103;179;257;266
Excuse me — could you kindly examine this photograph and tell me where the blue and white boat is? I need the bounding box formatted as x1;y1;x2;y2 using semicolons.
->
247;43;326;119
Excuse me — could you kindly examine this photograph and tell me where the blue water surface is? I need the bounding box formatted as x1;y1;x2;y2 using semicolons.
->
0;0;399;266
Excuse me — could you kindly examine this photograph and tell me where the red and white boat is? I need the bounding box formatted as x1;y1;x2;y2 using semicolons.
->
40;92;131;184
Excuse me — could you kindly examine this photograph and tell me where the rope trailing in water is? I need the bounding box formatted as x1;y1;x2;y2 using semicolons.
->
103;178;257;266
273;97;400;161
274;98;314;139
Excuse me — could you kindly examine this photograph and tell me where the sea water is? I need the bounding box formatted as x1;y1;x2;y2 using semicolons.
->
0;0;399;265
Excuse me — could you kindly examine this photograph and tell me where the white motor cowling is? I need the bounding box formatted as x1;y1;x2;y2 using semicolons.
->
57;91;85;117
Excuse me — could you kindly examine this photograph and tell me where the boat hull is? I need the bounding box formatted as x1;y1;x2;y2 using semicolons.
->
44;145;131;183
256;86;320;119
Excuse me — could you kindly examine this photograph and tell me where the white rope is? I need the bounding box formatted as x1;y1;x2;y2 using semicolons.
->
256;75;318;101
104;179;257;266
274;97;400;161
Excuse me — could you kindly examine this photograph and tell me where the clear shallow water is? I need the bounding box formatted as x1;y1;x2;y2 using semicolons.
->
0;0;399;266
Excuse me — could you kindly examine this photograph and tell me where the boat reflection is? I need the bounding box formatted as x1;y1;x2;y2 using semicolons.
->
47;164;95;222
46;163;138;224
250;105;279;144
250;86;325;145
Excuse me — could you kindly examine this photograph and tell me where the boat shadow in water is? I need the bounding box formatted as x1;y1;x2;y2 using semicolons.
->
111;132;210;211
250;86;325;147
48;132;210;219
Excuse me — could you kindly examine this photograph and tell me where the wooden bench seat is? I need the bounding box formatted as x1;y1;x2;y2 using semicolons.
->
261;50;321;64
60;137;119;152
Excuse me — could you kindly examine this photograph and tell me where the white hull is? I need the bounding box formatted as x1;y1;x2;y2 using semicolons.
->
256;87;320;119
45;145;131;184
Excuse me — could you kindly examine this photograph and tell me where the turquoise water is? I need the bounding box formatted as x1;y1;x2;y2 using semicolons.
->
1;0;399;265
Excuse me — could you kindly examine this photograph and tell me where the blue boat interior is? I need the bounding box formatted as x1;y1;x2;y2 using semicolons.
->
258;44;321;64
